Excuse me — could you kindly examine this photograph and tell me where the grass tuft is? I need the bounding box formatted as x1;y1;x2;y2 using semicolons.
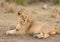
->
53;0;60;4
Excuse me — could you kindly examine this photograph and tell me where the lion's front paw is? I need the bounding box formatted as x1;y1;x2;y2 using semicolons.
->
6;30;16;35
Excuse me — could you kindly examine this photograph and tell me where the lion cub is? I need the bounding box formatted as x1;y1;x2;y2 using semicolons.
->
6;10;32;35
6;11;60;38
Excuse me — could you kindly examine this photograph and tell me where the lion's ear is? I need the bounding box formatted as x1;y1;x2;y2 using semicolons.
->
18;8;24;16
18;10;23;15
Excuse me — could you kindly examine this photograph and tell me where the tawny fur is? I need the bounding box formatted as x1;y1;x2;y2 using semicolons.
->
6;11;60;38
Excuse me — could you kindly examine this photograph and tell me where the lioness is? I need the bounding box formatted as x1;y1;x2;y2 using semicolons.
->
6;10;60;38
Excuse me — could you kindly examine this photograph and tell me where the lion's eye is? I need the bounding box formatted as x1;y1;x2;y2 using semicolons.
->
16;29;19;31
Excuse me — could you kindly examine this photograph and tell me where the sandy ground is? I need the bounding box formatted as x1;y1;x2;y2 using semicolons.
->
0;1;60;42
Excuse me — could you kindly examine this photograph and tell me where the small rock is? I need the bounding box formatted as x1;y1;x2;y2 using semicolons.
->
42;4;48;10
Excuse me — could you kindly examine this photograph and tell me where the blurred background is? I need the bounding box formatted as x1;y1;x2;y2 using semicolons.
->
5;0;60;5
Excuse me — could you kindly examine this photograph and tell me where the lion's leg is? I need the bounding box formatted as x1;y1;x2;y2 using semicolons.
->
33;32;44;38
6;29;17;35
50;30;56;35
33;32;50;39
6;23;26;35
49;28;57;35
43;33;50;38
16;23;21;30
